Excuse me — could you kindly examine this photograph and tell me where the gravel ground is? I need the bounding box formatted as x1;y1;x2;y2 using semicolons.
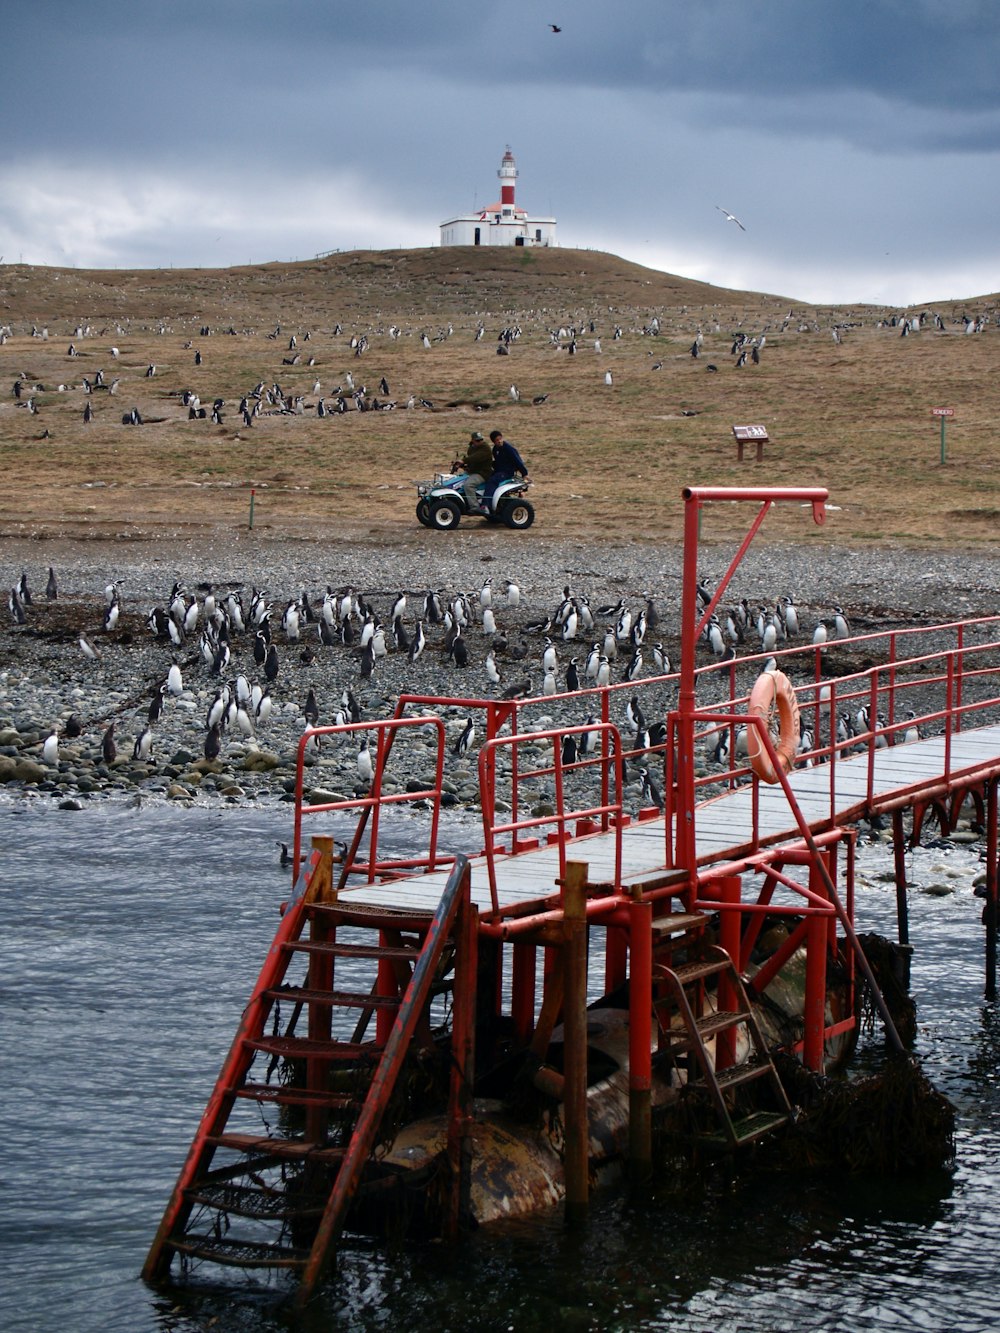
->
2;533;999;813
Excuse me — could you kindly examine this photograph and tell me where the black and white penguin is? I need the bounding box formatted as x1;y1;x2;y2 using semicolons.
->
264;644;280;682
453;718;475;757
132;728;154;762
357;737;374;786
45;567;58;600
565;659;580;692
204;722;222;760
408;621;426;663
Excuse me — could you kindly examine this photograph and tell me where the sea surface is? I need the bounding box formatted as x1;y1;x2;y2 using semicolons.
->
1;799;997;1332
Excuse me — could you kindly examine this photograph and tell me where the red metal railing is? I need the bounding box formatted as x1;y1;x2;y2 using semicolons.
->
476;721;625;916
292;713;448;880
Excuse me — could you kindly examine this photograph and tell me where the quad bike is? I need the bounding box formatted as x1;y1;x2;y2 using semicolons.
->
415;466;535;530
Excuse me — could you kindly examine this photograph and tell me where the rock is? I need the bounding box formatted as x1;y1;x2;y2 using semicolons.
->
13;758;47;784
243;750;280;772
58;798;84;811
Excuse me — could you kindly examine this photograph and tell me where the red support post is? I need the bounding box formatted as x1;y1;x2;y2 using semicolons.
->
628;899;653;1178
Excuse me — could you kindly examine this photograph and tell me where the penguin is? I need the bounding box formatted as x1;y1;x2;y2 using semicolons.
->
255;687;273;726
64;714;83;739
276;841;293;869
204;722;222;760
482;606;497;636
596;656;611;687
17;571;32;606
485;650;501;685
585;643;601;679
479;578;493;610
812;622;828;651
408;621;426;663
167;663;183;697
360;641;375;680
625;697;646;734
451;634;469;668
392;616;410;653
303;688;319;726
580;716;599;755
622;648;642;682
357;737;374;786
101;723;117;765
343;689;362;723
542;669;557;696
833;606;850;639
45;566;58;600
390;592;407;623
148;682;165;723
264;644;280;682
42;731;59;766
565;658;580;692
640;769;664;811
542;638;558;673
79;634;100;660
651;642;669;674
132;728;154;762
506;581;520;608
561;733;578;766
453;718;475;757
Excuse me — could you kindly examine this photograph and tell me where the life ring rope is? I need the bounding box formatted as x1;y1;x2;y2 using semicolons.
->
746;669;800;784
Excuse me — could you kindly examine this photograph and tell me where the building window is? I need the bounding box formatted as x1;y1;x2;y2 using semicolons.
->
474;227;481;246
535;229;542;242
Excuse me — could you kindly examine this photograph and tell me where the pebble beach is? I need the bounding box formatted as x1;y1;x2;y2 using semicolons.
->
2;532;999;814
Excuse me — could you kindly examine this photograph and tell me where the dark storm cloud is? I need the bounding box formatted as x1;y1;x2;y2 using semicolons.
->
2;0;998;303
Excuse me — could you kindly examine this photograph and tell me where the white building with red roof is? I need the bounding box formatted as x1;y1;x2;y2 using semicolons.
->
440;147;557;249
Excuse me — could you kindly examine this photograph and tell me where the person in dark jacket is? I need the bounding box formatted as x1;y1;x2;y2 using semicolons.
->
457;430;493;508
484;429;529;504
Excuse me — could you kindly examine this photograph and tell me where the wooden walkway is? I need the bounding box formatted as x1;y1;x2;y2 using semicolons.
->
341;722;1000;919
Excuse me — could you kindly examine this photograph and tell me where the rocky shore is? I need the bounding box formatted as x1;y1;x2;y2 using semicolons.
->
2;533;1000;815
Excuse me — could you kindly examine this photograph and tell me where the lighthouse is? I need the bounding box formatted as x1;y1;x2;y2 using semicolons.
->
440;147;557;249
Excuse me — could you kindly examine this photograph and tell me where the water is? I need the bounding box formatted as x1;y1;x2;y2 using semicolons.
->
2;802;998;1332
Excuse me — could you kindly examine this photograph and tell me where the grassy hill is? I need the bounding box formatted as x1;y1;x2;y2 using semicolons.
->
0;247;997;549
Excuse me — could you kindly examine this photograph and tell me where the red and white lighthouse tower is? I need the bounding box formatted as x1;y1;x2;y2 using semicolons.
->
498;146;519;213
439;147;557;248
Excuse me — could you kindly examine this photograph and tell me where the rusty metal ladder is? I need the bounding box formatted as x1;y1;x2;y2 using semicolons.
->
143;846;475;1309
654;943;791;1149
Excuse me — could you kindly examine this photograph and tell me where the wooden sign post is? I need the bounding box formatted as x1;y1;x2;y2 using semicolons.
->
931;407;954;465
732;424;768;462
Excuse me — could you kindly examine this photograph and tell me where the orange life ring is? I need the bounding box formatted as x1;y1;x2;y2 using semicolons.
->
747;670;800;783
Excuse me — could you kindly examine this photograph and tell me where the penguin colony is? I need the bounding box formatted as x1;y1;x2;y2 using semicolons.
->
3;563;915;811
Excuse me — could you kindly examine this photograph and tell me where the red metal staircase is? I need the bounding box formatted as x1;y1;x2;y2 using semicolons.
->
143;841;477;1310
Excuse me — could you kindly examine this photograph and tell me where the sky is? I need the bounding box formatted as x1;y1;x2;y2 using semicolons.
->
2;0;998;307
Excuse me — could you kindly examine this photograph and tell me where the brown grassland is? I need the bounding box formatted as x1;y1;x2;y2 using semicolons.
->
0;246;997;551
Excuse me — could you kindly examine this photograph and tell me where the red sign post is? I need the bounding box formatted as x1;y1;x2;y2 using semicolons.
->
931;407;955;465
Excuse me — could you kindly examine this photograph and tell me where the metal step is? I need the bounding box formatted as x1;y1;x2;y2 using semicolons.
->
233;1081;361;1110
714;1060;774;1091
702;1110;789;1149
308;902;434;931
285;939;418;962
263;984;400;1010
206;1131;347;1163
658;1008;747;1047
656;957;730;986
184;1180;328;1220
652;912;707;938
169;1233;309;1269
244;1033;380;1062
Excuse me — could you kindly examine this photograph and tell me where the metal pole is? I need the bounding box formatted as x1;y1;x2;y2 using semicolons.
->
940;416;947;466
892;809;910;947
563;862;590;1220
628;898;653;1180
987;781;997;1000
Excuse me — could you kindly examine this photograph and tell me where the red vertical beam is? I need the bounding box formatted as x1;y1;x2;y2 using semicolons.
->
605;925;628;992
628;898;653;1179
511;941;537;1046
716;875;742;1070
803;860;829;1072
986;779;998;1001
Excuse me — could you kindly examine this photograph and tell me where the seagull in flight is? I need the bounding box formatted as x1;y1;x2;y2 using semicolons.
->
550;24;562;32
715;205;746;231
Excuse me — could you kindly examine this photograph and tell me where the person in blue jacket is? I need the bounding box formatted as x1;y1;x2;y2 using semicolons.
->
484;429;529;504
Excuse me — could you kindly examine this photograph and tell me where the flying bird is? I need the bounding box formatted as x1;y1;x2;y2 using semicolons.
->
550;23;562;32
715;205;746;231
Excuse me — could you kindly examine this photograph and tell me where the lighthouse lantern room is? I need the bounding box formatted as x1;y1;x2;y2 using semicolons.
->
440;147;557;248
